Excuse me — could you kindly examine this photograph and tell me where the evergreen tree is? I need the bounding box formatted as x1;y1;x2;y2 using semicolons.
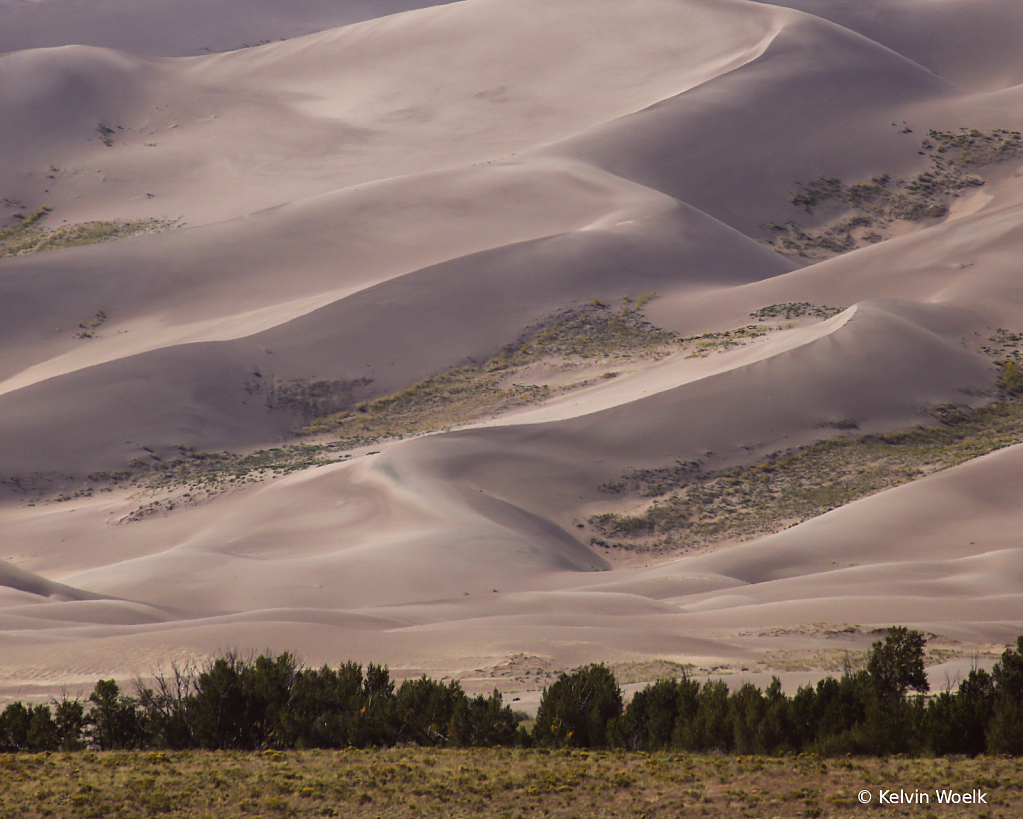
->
534;664;622;748
450;690;519;747
613;676;698;751
674;680;731;752
0;702;31;751
86;680;145;750
988;636;1023;754
867;627;929;704
53;698;86;751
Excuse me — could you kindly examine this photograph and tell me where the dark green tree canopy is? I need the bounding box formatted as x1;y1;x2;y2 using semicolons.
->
867;626;929;703
5;632;1023;756
534;664;622;748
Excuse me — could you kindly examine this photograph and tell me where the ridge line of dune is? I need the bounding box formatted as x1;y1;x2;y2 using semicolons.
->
750;0;962;90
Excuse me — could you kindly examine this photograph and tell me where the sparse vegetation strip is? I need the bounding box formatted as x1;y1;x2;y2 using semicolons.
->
591;398;1023;555
1;748;1020;818
0;206;176;260
766;127;1022;260
86;442;358;494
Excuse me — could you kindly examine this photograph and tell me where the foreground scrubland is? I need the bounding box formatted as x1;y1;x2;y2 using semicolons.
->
3;0;1023;725
1;748;1021;819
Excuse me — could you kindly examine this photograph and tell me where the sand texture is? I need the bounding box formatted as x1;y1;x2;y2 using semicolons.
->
1;0;1023;700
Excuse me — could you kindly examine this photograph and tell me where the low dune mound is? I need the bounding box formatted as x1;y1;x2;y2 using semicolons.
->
0;0;1022;696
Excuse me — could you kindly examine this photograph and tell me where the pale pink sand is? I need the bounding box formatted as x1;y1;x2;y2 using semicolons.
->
1;0;1022;699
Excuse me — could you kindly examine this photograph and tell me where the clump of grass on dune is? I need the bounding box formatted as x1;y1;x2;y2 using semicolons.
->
0;206;174;260
300;365;549;440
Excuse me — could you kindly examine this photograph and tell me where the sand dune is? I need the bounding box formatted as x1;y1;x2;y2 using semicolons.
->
0;159;679;388
1;0;792;228
1;0;1023;699
0;0;459;57
761;0;1023;91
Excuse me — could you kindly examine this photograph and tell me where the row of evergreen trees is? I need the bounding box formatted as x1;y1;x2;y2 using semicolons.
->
0;654;523;753
539;629;1023;756
1;629;1021;755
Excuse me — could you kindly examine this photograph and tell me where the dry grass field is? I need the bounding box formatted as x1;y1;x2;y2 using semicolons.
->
0;749;1020;819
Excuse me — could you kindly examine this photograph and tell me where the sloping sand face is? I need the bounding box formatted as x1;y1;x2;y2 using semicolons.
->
1;0;1022;698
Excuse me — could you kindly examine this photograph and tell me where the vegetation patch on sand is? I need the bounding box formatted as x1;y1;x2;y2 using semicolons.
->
298;298;832;439
0;206;175;260
78;444;357;521
765;127;1023;261
299;298;677;439
750;302;844;322
590;399;1023;556
0;444;355;507
248;376;375;422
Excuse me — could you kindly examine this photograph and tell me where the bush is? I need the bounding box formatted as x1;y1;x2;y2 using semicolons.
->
612;676;699;751
87;680;146;750
998;360;1023;395
0;702;31;751
925;668;994;756
988;636;1023;754
54;698;87;751
674;680;731;752
275;661;366;748
450;690;520;747
534;664;622;748
393;676;463;746
189;652;299;750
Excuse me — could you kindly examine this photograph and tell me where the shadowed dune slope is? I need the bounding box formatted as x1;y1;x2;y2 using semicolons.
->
549;11;958;234
758;0;1023;91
